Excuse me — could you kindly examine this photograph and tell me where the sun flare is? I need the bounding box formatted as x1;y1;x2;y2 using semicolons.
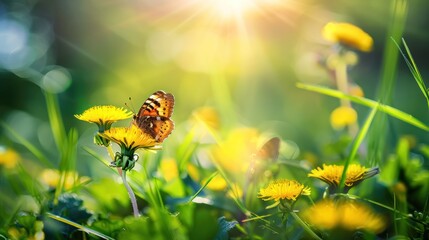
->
208;0;256;19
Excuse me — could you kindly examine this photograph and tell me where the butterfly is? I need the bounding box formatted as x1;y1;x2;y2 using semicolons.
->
248;137;281;176
255;137;280;161
133;90;175;142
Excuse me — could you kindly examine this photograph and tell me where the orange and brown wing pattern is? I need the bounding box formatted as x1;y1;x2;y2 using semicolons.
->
137;90;174;118
133;90;175;142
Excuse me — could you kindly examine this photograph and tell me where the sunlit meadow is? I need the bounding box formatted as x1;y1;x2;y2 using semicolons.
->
1;0;429;239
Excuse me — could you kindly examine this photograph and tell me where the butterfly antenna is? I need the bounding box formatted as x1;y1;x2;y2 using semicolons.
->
125;97;136;114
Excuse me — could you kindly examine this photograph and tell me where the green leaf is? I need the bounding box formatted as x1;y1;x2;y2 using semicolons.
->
296;83;429;131
264;201;280;209
83;178;130;214
48;194;92;222
215;216;238;240
378;155;399;186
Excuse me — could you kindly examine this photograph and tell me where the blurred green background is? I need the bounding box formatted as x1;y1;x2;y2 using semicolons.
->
1;0;429;173
2;0;429;239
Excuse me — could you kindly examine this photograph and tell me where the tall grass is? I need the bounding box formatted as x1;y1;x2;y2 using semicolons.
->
368;0;408;166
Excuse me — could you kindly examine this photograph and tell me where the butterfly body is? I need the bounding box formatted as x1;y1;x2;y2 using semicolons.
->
133;90;175;142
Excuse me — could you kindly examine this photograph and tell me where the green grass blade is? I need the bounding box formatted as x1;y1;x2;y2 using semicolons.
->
368;0;408;165
339;194;408;218
377;0;408;104
176;128;199;172
82;146;116;171
138;157;165;210
296;83;429;131
0;198;25;230
396;38;429;109
187;171;218;204
339;105;378;192
1;122;52;167
44;92;66;150
55;129;79;202
209;153;252;216
289;211;323;240
152;152;166;209
46;212;114;240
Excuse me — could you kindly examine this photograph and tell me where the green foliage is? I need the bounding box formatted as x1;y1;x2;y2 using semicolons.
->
215;216;238;240
2;0;429;239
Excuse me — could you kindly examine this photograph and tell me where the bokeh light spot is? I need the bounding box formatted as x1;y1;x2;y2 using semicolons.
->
146;31;182;63
0;19;27;55
5;111;39;141
41;66;72;93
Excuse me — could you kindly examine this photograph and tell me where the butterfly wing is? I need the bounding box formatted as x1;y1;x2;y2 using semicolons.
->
135;117;174;142
133;90;175;142
256;137;280;161
137;90;174;118
248;137;281;178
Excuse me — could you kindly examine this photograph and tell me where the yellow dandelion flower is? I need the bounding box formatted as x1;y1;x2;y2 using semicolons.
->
100;125;160;170
187;163;201;182
227;183;243;199
392;182;407;202
75;105;133;146
8;222;45;240
205;175;228;191
211;128;260;174
40;169;89;190
348;84;364;97
342;51;358;65
302;199;386;234
322;22;373;52
160;158;179;181
258;179;311;202
302;151;318;167
0;147;20;169
400;135;417;149
75;105;132;129
330;106;357;129
308;164;379;193
192;106;220;130
101;125;159;151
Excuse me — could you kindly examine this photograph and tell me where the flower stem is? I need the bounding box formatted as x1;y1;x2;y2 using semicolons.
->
289;211;322;240
335;60;350;107
106;145;115;160
105;142;139;216
121;170;140;217
335;58;358;136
